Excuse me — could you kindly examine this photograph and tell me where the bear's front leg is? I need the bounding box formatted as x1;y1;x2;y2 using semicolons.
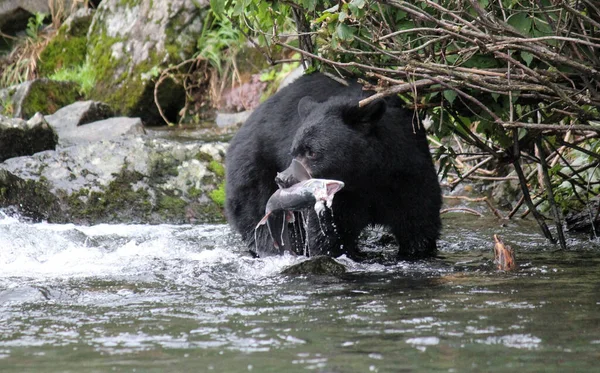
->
303;206;363;259
392;225;438;260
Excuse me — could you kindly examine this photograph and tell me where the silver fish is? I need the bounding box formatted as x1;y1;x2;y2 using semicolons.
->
256;178;344;249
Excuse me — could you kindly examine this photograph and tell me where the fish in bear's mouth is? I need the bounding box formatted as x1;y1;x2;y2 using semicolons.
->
255;160;344;249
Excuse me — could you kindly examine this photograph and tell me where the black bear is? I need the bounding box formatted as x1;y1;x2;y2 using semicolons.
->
225;73;442;260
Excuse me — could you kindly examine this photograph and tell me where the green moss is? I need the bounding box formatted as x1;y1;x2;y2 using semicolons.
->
187;186;202;198
20;79;80;118
38;34;87;76
209;182;225;207
0;170;58;221
38;12;92;77
208;160;225;177
158;194;186;210
194;151;214;163
66;168;153;223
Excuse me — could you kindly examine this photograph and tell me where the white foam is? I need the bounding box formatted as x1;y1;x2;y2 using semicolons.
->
0;216;298;283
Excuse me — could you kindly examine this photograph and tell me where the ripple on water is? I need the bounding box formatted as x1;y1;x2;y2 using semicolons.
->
1;211;600;372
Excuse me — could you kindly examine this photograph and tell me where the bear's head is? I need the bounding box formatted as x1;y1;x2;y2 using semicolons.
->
278;95;387;190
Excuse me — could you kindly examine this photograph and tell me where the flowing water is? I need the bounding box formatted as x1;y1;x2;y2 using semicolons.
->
1;211;599;372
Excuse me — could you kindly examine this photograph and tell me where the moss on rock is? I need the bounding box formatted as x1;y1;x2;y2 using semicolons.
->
85;0;206;124
19;79;81;118
64;168;153;223
38;33;87;77
0;170;59;222
209;181;225;208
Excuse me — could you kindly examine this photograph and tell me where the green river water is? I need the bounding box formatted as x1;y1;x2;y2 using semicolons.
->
0;212;599;372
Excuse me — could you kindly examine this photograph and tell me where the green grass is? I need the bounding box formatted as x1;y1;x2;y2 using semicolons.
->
49;59;96;96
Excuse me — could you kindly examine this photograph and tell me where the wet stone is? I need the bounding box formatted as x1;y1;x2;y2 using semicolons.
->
281;256;347;276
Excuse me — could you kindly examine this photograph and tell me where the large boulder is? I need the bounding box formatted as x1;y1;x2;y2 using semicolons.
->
0;113;58;162
0;130;227;224
86;0;208;124
0;79;80;119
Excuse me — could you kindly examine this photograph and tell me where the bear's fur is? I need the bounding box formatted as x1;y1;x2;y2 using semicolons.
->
225;73;441;260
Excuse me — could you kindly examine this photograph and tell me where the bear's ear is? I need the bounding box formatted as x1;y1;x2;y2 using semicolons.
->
344;99;387;130
298;96;317;119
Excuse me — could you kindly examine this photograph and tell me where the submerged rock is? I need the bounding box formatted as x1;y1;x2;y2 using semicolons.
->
281;256;347;276
0;113;58;162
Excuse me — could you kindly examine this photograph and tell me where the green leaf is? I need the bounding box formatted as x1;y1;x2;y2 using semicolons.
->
350;0;366;9
209;0;225;17
444;90;458;105
300;0;317;11
336;23;355;41
507;12;532;34
315;12;336;24
339;11;348;22
521;51;534;66
491;92;500;102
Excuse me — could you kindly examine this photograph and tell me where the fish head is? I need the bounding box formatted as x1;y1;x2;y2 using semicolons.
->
275;159;312;188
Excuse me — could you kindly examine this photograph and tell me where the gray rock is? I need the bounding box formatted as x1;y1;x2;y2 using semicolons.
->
0;0;53;33
45;100;114;128
54;117;146;147
281;256;347;276
87;0;209;124
62;7;94;34
0;113;58;162
0;135;228;224
44;101;147;147
278;65;305;91
215;110;253;128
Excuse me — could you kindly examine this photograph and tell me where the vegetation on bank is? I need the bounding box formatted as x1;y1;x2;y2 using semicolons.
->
1;0;598;241
209;0;600;246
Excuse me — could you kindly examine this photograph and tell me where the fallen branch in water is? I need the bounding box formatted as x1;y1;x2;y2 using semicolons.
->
440;207;483;217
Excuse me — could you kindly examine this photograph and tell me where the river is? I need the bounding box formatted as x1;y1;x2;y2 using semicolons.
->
1;211;599;372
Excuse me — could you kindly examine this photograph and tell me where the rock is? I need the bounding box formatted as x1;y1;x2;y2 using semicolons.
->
278;65;305;91
44;101;145;147
0;79;80;119
215;111;252;128
45;100;114;128
86;0;209;124
53;117;146;147
281;256;347;276
38;8;94;76
0;0;52;34
0;135;228;224
565;199;600;234
0;113;58;162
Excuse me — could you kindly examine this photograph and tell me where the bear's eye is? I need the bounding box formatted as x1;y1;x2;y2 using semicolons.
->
306;149;316;159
